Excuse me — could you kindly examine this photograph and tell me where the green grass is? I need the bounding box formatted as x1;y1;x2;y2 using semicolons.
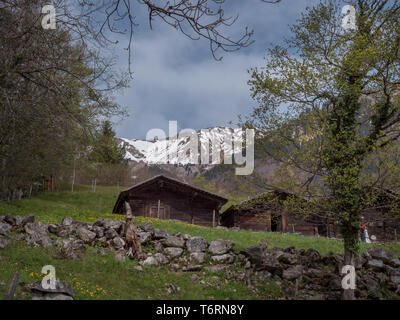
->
1;184;399;256
0;238;284;300
1;185;400;300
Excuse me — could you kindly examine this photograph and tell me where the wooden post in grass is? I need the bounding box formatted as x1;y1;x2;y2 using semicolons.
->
4;273;19;300
125;202;142;260
294;278;299;300
72;157;76;193
98;197;102;213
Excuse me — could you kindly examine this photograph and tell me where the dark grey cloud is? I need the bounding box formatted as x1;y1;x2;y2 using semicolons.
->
112;0;319;139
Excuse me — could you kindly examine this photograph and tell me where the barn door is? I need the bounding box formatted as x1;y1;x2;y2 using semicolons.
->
150;200;167;219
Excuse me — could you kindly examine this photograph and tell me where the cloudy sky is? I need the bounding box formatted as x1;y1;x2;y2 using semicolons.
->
112;0;318;139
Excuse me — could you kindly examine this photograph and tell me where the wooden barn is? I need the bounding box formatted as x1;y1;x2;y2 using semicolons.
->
326;188;400;241
220;190;320;236
221;187;400;241
112;175;228;227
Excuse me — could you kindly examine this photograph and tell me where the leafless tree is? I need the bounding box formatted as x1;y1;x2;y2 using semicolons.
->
57;0;282;75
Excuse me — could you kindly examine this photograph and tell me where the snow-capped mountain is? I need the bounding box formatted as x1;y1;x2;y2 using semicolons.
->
117;127;246;165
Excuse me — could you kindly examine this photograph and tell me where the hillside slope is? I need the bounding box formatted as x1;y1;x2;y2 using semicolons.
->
1;186;400;300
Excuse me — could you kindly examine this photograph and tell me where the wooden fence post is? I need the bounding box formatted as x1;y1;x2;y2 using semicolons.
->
4;273;19;300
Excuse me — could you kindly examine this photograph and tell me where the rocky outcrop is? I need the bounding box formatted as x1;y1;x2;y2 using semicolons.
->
140;222;154;234
24;222;53;247
27;280;75;300
163;235;185;248
211;253;235;264
186;237;208;253
76;227;96;243
154;228;169;239
164;247;184;259
0;222;11;236
190;252;206;264
208;240;234;255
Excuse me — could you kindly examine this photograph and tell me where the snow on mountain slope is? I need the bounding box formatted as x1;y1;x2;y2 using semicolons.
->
117;127;246;165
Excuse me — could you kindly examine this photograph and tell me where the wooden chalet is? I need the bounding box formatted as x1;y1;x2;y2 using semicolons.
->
221;187;400;241
327;188;400;241
220;189;319;236
112;175;228;227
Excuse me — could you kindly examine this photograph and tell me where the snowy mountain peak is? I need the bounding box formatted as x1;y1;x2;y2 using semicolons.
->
117;127;245;165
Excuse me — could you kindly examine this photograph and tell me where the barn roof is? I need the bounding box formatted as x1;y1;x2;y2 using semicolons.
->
112;175;228;214
220;188;311;223
221;186;400;220
222;189;295;215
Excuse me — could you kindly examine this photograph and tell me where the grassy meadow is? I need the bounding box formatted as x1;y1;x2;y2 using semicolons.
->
0;183;399;300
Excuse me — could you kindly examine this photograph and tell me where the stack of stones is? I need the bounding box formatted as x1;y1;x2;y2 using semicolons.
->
1;214;400;299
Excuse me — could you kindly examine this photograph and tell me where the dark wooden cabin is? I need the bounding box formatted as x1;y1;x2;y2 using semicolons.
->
221;188;400;241
220;190;320;236
112;175;228;227
325;188;400;241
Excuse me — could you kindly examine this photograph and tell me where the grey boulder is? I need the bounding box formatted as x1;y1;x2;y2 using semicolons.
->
140;222;154;234
61;217;73;226
367;259;385;271
282;265;303;281
240;246;264;266
366;248;394;264
190;252;206;264
138;231;152;244
154;229;169;239
0;222;11;236
186;236;208;253
112;237;125;249
163;235;185;248
142;256;159;267
24;222;53;247
211;254;235;264
27;280;75;299
104;228;119;240
76;227;96;243
154;253;169;265
102;219;121;231
208;240;234;255
164;247;183;259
